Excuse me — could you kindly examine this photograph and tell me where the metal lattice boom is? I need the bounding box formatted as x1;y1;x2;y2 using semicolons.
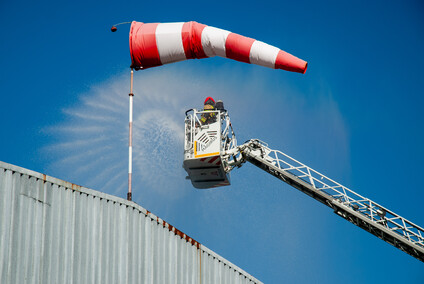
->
235;139;424;262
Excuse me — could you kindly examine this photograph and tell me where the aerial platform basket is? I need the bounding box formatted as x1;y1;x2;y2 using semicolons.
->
183;108;237;189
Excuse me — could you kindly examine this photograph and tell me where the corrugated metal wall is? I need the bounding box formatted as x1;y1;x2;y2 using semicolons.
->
0;161;262;284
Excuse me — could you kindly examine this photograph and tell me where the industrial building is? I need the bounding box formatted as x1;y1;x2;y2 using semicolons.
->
0;161;262;283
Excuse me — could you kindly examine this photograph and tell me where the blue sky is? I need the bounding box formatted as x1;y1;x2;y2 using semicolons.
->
1;0;423;283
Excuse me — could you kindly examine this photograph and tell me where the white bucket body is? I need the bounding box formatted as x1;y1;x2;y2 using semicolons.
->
183;109;231;189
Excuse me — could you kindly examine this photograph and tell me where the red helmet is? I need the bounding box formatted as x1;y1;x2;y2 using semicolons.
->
204;97;215;106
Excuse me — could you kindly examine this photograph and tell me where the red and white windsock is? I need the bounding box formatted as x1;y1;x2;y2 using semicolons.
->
129;21;307;74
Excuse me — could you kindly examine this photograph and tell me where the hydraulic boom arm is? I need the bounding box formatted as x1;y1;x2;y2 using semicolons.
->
225;139;424;262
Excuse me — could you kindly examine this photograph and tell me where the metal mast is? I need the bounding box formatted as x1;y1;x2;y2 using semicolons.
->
128;68;134;201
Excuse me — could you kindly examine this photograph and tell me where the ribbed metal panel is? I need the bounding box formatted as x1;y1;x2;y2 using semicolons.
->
0;161;262;284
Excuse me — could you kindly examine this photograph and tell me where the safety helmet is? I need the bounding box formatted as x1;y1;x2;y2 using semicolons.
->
204;97;215;106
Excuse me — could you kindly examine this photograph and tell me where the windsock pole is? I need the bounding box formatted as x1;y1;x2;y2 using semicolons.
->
128;68;134;201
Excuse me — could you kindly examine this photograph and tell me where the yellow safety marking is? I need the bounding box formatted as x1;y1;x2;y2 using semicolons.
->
195;152;220;158
194;141;219;158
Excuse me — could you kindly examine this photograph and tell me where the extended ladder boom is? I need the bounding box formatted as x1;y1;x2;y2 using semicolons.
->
231;139;424;262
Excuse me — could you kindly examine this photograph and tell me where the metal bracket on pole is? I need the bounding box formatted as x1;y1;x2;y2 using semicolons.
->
128;68;134;201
